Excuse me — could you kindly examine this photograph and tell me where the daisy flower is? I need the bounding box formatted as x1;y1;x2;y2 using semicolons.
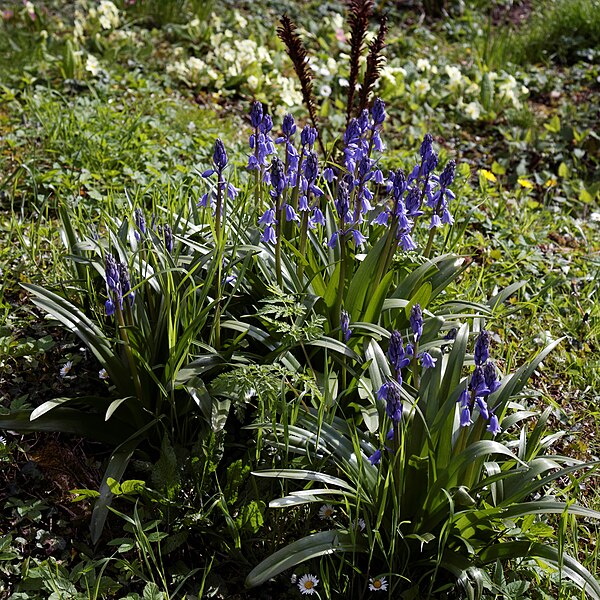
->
318;504;335;520
298;574;319;595
369;576;388;592
60;361;74;378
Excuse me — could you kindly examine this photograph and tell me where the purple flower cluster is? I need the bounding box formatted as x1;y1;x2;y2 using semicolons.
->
458;330;502;435
132;209;174;254
104;253;134;316
199;138;238;210
247;98;457;256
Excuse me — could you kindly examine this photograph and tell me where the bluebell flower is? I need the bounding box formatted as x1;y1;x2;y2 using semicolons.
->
250;101;263;129
134;208;146;241
379;380;403;423
388;330;412;372
340;309;352;343
118;262;134;306
487;413;501;436
323;167;335;182
419;351;436;369
469;366;490;396
368;448;382;466
475;396;489;420
371;98;386;126
457;388;470;407
460;405;473;427
199;138;237;210
301;125;318;149
309;207;326;228
158;223;173;253
261;225;277;245
474;330;490;366
410;303;424;342
483;361;502;394
269;156;287;197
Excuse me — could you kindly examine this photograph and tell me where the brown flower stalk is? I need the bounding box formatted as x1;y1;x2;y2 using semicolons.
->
345;0;374;125
277;15;325;155
358;15;388;113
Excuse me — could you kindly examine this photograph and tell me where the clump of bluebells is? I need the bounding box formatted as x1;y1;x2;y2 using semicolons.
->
458;330;502;435
104;253;134;317
246;98;457;270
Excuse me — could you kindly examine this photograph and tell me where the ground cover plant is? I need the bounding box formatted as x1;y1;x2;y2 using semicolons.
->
1;0;599;598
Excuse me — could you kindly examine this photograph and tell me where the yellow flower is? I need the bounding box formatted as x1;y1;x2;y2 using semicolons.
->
545;178;557;188
480;169;497;183
517;178;534;189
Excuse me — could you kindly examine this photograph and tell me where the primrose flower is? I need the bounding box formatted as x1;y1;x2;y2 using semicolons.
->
410;304;424;342
318;504;335;520
298;574;319;595
369;577;388;592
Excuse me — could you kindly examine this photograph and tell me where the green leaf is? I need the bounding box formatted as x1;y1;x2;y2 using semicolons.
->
142;582;165;600
479;542;600;599
245;530;359;588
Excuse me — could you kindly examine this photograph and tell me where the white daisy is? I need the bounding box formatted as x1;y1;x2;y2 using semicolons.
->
60;361;74;378
318;504;335;520
369;576;388;591
298;574;319;595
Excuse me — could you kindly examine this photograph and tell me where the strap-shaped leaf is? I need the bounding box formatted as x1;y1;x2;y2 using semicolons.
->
245;530;359;588
479;541;600;599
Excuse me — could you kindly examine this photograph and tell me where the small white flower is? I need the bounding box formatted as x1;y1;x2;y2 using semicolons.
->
319;84;332;98
298;574;319;595
369;576;388;591
85;54;100;76
338;77;349;87
99;368;109;380
355;517;366;531
290;573;297;584
247;75;259;90
416;58;431;72
590;212;600;222
60;361;74;378
0;436;7;446
464;101;481;120
413;79;431;96
318;504;335;520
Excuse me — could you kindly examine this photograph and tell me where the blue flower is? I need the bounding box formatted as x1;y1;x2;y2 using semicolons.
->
483;361;501;393
133;208;146;241
475;396;489;420
410;303;424;342
470;366;490;396
340;309;352;343
250;101;263;128
419;351;436;369
371;97;386;126
460;405;473;427
474;330;490;366
487;413;501;436
378;380;403;423
261;225;276;245
368;448;382;466
388;330;412;372
301;125;318;149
